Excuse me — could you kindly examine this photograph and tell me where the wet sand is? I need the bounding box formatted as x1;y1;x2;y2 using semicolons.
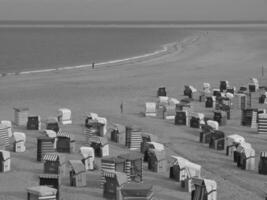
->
0;29;267;200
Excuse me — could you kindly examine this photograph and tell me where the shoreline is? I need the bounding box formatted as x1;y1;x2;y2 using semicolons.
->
0;33;201;77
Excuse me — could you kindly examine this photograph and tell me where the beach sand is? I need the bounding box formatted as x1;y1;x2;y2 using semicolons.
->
0;29;267;200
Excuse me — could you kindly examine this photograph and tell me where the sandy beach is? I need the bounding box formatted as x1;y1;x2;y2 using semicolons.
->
0;29;267;200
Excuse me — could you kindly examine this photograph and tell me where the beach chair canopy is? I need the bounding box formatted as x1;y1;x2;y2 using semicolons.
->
69;160;85;174
44;130;57;138
201;124;213;132
89;136;108;146
180;98;192;104
207;120;219;130
226;134;245;146
225;92;234;99
203;82;211;89
58;108;71;115
28;115;41;121
191;112;205;121
169;98;180;105
57;131;74;140
211;130;225;140
189;85;197;93
259;113;267;119
27;186;57;197
87;112;99;120
0;121;11;128
13;107;29;112
13;132;26;142
171;155;201;178
103;169;128;186
102;156;125;164
0;124;8;130
149;149;166;161
95;116;107;125
43;153;65;164
126;125;142;132
146;142;164;151
250;77;259;85
121;183;153;197
46;117;58;124
141;132;158;142
118;152;143;161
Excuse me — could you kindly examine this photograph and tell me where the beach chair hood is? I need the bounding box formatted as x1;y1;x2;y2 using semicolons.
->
87;113;99;120
13;132;26;142
207;120;219;130
146;142;164;151
226;134;245;146
169;98;180;105
46;117;58;124
44;130;57;138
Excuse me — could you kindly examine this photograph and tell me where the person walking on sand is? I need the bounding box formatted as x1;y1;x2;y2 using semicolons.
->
92;62;95;69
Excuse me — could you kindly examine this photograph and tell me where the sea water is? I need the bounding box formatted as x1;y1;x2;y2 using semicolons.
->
0;26;191;73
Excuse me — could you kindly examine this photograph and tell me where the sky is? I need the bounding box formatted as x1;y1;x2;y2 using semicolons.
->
0;0;266;21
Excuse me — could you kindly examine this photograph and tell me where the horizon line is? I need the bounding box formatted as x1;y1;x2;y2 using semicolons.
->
0;20;267;24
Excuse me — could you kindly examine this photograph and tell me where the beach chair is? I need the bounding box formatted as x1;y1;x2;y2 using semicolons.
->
13;132;26;152
225;134;245;157
209;130;225;150
57;108;72;125
80;146;95;171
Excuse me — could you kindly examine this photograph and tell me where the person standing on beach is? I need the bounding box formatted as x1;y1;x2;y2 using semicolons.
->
120;101;124;114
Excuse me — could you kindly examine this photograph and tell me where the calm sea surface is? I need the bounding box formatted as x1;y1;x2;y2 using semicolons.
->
0;27;191;73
